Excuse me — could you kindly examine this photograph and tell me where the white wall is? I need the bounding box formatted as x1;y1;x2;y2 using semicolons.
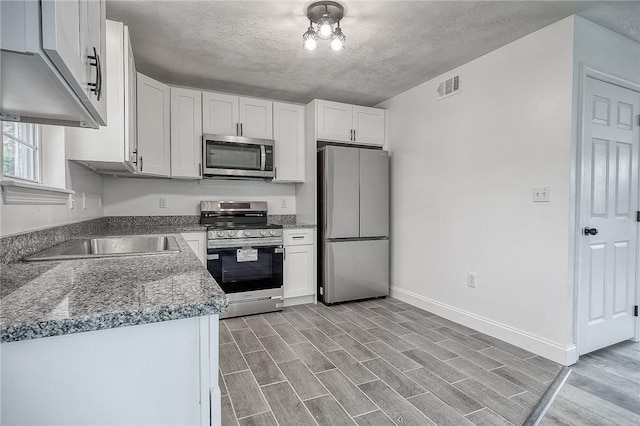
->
378;17;576;363
0;127;104;237
103;177;296;216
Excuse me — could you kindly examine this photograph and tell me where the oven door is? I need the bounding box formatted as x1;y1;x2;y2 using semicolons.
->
207;243;283;294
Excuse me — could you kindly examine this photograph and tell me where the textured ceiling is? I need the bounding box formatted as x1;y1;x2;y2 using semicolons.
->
106;1;640;106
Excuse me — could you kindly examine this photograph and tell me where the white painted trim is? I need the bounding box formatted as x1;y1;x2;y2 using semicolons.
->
391;286;578;366
573;66;640;352
0;179;73;205
284;294;315;307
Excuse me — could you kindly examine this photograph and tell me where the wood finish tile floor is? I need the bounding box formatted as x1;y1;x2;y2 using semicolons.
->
219;298;562;426
542;340;640;426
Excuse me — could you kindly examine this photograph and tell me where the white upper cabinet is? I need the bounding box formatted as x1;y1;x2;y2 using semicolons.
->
202;92;273;139
0;0;107;127
352;106;385;146
238;97;273;139
137;73;170;177
273;102;305;182
316;100;385;146
171;88;202;179
202;92;238;136
41;0;107;125
66;20;137;174
316;100;352;142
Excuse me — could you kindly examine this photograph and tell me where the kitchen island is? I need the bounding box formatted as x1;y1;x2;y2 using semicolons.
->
0;232;227;425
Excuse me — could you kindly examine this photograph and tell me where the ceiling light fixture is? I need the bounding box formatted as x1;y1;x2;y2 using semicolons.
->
302;1;346;51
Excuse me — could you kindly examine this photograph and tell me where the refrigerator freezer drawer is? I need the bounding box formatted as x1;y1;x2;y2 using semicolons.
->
324;239;389;303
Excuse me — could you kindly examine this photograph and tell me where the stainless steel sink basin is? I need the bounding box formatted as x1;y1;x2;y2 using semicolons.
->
25;235;180;261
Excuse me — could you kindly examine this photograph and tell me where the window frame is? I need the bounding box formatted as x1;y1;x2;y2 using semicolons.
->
2;121;42;184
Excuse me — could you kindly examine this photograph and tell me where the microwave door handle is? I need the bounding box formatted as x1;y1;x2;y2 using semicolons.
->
260;145;266;171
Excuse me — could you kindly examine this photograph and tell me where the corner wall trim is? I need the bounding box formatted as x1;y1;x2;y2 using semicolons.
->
390;286;577;366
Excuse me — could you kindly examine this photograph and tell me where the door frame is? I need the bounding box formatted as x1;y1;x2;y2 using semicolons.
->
573;65;640;359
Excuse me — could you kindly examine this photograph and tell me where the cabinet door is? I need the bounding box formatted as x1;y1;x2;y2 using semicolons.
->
316;100;352;143
239;97;273;139
353;106;385;146
181;232;206;266
202;92;238;136
273;102;304;182
41;0;107;125
125;25;137;167
284;245;314;299
136;73;170;176
171;88;202;179
66;20;125;164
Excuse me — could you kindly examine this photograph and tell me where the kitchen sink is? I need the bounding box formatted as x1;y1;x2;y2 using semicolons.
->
25;235;180;261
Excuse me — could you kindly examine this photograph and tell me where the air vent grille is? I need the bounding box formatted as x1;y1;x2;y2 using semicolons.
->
437;75;461;100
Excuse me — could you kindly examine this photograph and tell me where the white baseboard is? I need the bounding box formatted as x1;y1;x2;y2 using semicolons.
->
391;286;577;366
284;294;315;307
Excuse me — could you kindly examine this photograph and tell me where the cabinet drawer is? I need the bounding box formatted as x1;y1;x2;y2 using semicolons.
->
284;229;314;246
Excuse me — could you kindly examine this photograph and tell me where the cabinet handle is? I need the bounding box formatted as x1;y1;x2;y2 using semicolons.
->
283;247;286;260
240;123;243;136
274;166;277;180
132;148;138;165
236;123;239;136
87;47;102;101
139;156;143;172
353;129;356;141
292;236;305;239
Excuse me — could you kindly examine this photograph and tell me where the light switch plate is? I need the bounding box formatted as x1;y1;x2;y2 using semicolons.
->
533;186;550;202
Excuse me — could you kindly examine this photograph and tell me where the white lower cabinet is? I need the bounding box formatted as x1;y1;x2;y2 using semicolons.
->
181;232;206;266
283;229;315;303
1;316;221;426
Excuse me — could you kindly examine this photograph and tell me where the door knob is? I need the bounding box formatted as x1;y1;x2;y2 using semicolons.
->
583;227;598;236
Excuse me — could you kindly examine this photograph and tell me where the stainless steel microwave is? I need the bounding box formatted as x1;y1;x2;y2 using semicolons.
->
202;134;275;179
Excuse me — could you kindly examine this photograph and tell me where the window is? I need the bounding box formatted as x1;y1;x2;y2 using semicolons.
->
2;122;40;183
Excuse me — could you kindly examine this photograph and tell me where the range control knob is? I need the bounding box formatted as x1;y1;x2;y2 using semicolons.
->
269;230;276;236
260;230;267;236
228;230;236;237
217;231;224;237
244;231;252;236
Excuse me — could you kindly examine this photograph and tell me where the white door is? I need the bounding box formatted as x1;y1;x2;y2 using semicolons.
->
353;106;385;146
239;97;273;139
578;77;639;355
202;92;238;136
273;102;305;182
170;88;202;179
284;245;314;299
136;73;170;177
317;100;353;143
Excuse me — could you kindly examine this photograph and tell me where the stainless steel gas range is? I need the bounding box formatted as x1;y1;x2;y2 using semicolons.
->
200;201;284;319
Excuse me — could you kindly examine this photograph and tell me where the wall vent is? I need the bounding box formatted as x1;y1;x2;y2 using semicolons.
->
437;75;461;100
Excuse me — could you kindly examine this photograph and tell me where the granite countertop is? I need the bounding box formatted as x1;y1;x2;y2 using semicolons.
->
281;223;316;229
0;232;227;343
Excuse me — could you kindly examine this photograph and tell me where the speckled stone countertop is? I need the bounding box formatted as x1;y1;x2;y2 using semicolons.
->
0;233;227;343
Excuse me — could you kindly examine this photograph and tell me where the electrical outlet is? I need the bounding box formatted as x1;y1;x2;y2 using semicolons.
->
468;272;477;288
159;197;167;208
280;199;287;209
82;193;86;210
69;194;75;210
533;186;550;202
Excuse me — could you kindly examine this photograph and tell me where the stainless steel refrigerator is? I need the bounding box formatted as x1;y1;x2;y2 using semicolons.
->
317;145;390;304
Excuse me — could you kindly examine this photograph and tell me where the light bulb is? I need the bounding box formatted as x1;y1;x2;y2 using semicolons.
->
303;37;318;51
330;26;345;51
317;14;333;39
